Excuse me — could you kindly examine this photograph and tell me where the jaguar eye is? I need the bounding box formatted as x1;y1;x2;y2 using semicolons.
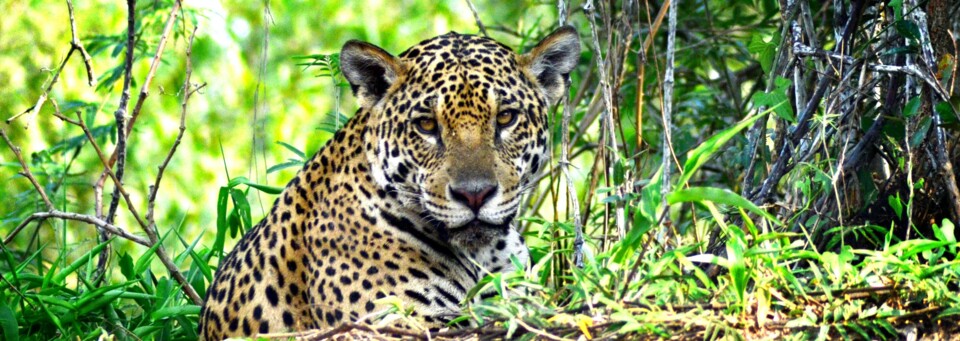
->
415;117;439;135
496;109;519;127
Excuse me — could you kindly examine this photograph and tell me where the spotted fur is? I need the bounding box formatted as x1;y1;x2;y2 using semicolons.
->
198;27;580;340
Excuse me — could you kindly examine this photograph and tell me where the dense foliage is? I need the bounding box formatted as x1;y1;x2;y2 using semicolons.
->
1;0;959;339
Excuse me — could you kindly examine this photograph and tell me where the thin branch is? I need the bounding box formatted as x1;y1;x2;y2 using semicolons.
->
4;211;150;247
7;52;74;126
126;0;184;138
73;112;147;228
0;129;55;210
67;0;95;86
6;0;96;127
584;0;626;238
105;0;138;224
148;27;201;228
557;0;584;268
752;0;867;205
464;0;488;37
96;0;184;214
660;0;677;222
76;105;204;304
908;0;960;223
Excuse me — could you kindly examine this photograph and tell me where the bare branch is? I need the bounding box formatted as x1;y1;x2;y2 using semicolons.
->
464;0;488;37
6;50;75;126
148;27;201;226
0;129;55;210
583;0;626;238
752;0;867;205
660;0;677;222
67;0;95;86
6;0;96;127
104;0;138;224
556;0;584;269
4;211;150;247
71;111;147;229
126;0;184;137
908;0;960;223
98;0;184;219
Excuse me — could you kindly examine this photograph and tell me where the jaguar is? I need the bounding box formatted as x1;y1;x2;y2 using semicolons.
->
198;26;580;340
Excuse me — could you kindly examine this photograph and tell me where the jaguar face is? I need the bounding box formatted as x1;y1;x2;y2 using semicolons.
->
341;27;580;247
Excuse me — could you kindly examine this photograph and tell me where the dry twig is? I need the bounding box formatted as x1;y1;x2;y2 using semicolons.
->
0;129;55;210
6;0;96;128
555;1;585;269
464;0;488;37
5;211;150;247
660;0;677;225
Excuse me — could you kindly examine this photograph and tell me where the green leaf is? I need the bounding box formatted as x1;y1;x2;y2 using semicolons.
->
910;116;932;147
882;46;918;56
639;167;663;223
937;219;956;243
612;207;653;264
748;32;779;73
679;110;769;187
887;239;954;259
229;176;284;195
903;96;921;118
752;77;794;122
119;252;135;280
267;160;305;174
318;110;352;133
0;304;18;341
135;228;175;275
889;0;903;20
52;239;111;283
76;289;126;316
230;188;253;230
213;186;230;257
276;141;306;159
894;20;921;43
935;100;960;131
613;156;629;184
667;187;783;226
937;307;960;319
888;194;903;219
151;305;201;321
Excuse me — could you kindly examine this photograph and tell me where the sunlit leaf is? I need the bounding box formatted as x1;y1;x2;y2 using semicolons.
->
667;187;782;226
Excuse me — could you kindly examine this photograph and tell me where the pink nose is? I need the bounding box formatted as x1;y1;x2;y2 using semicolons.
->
449;184;497;212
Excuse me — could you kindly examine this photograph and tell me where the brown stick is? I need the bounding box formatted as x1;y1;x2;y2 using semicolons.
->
147;25;205;306
67;0;95;86
6;0;96;127
71;108;202;304
96;0;184;215
0;130;55;210
464;0;488;37
147;27;201;239
126;0;184;138
4;211;150;247
752;0;867;205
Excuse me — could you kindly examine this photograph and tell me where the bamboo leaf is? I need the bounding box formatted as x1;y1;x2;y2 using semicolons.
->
679;111;769;187
667;187;782;226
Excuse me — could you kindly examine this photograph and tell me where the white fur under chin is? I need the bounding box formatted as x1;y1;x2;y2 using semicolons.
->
456;226;528;276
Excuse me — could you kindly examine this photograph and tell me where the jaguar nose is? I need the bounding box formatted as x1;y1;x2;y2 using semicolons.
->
449;183;498;212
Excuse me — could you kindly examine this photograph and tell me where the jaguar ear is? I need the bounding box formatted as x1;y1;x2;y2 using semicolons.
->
521;26;581;105
340;41;403;108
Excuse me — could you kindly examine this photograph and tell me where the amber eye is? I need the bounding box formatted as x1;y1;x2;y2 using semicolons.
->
415;117;439;135
496;109;519;127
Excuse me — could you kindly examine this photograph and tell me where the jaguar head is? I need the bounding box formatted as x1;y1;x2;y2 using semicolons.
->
341;27;580;247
